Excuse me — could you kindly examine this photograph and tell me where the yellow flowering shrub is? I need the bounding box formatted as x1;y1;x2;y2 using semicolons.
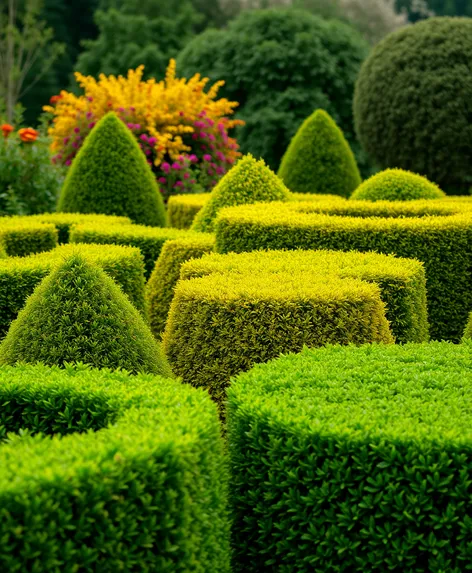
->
44;61;243;200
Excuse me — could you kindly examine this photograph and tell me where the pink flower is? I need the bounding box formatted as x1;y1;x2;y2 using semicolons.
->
162;162;170;173
148;137;157;145
203;154;212;162
194;121;205;129
88;122;95;129
208;134;215;142
72;141;79;149
86;112;92;119
208;168;214;176
184;172;190;179
158;177;167;184
207;118;215;127
87;97;93;102
174;181;184;188
190;179;196;184
127;123;134;129
140;133;148;142
192;133;199;140
209;144;215;151
216;166;225;175
189;154;198;162
144;148;151;156
65;159;71;166
171;162;181;170
130;107;136;111
74;127;80;133
63;137;70;144
216;151;226;162
135;124;141;130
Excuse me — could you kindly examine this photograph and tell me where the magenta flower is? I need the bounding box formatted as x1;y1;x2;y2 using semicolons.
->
144;148;151;156
216;166;225;175
158;177;167;184
140;133;148;142
74;127;80;133
63;137;70;144
171;162;181;170
192;133;199;140
148;137;157;145
162;162;171;173
88;122;95;129
65;159;71;166
86;112;92;119
216;151;226;162
135;124;141;130
208;134;216;142
184;172;190;180
174;181;184;188
189;154;198;162
203;154;212;162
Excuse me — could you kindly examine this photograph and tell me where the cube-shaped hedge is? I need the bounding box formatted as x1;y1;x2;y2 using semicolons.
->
228;342;472;572
163;249;427;408
215;200;472;341
0;220;58;257
0;363;230;572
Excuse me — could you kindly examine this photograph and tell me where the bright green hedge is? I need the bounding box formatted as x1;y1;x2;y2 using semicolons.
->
351;169;446;201
167;193;210;229
147;234;215;338
0;220;58;257
70;222;191;278
228;342;472;572
0;363;230;572
0;254;171;376
58;113;167;227
278;109;361;197
0;243;147;339
162;248;430;407
215;200;472;341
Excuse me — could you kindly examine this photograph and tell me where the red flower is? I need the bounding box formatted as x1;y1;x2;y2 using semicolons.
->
49;94;62;105
1;124;14;138
18;128;39;143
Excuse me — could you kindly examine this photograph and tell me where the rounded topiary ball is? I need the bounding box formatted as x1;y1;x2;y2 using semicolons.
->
350;169;446;202
354;17;472;194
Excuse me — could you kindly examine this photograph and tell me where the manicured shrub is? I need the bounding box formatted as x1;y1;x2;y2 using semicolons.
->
167;193;210;229
57;113;166;226
351;168;446;201
215;200;472;341
163;248;429;407
463;312;472;341
278;109;361;197
0;254;171;376
228;342;472;572
0;363;230;572
354;17;472;194
147;234;215;337
0;219;58;257
191;155;291;233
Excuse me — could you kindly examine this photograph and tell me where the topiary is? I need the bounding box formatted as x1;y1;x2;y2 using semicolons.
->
354;17;472;194
464;312;472;341
0;254;172;376
350;168;446;201
278;109;361;197
191;154;291;233
57;112;166;226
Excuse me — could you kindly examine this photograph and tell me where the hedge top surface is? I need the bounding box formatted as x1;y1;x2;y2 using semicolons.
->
191;154;291;233
229;341;472;442
351;169;446;202
0;254;172;376
15;213;132;227
278;109;361;197
57;112;166;227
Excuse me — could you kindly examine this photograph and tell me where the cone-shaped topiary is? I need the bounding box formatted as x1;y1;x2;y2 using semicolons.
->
191;154;291;233
277;109;361;197
350;168;446;202
57;112;166;227
0;253;172;376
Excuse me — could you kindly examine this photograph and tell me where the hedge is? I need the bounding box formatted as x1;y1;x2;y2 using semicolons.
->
228;342;472;572
215;200;472;341
162;248;429;407
0;363;230;572
147;234;216;338
0;219;58;257
464;313;472;341
70;223;191;278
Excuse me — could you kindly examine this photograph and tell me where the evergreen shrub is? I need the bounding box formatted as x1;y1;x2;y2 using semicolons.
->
0;220;57;257
57;113;167;227
228;342;472;572
167;193;210;229
464;313;472;341
278;109;361;197
0;363;230;572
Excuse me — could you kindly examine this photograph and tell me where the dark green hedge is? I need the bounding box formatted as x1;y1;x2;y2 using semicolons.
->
215;201;472;341
0;220;58;257
0;363;230;572
228;341;472;572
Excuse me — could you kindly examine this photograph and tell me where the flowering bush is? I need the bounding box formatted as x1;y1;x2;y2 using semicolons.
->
44;60;243;201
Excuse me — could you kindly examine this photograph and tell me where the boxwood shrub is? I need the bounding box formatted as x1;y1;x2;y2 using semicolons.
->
215;200;472;341
167;193;211;229
0;219;58;257
228;341;472;572
0;363;230;572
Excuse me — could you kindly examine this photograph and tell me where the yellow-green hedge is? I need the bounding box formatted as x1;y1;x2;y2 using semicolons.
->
0;220;57;257
215;200;472;341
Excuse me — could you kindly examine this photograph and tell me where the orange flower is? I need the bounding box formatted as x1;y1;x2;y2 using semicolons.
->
1;124;14;138
49;95;62;105
18;127;39;143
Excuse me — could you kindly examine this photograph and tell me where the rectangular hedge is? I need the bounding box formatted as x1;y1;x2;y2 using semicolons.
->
0;220;58;257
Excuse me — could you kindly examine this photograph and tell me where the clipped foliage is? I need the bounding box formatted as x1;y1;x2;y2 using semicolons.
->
228;342;472;572
0;219;58;257
167;193;210;229
351;168;446;201
215;200;472;341
57;113;166;227
147;234;216;337
163;248;430;407
0;363;230;572
0;254;171;376
464;312;472;341
278;109;361;197
191;154;291;233
354;17;472;193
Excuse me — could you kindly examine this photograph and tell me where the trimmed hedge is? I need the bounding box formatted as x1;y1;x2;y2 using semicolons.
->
0;220;58;257
351;169;446;202
162;248;429;407
70;222;191;278
0;363;230;572
147;234;216;338
228;342;472;572
58;113;167;227
0;243;147;339
0;254;171;376
167;193;210;229
278;109;361;197
464;312;472;341
215;200;472;341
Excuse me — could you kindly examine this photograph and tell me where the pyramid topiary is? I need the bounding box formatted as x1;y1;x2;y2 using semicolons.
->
350;168;446;201
57;112;166;227
277;109;361;197
191;154;291;233
0;254;172;376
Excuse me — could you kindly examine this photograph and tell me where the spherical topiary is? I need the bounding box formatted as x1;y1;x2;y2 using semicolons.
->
350;168;446;202
0;254;172;376
278;109;361;197
191;154;291;233
58;112;166;226
177;9;370;172
354;17;472;194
